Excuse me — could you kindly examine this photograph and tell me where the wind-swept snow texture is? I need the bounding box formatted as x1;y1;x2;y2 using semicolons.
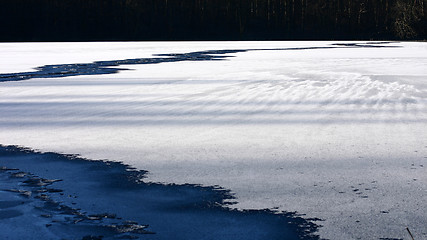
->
0;41;426;240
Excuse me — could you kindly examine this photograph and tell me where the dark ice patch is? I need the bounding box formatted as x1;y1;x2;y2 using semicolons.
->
0;144;322;240
0;200;26;209
0;209;23;219
0;42;399;82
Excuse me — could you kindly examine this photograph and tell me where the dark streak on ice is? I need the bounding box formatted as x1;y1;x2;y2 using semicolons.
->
0;145;322;240
0;42;399;82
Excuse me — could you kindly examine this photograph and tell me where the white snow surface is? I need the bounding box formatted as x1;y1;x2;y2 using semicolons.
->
1;41;427;239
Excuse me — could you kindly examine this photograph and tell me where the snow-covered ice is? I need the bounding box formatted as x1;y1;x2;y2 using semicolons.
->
0;41;426;239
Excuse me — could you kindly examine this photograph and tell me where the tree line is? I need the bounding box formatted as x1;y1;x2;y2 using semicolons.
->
0;0;425;41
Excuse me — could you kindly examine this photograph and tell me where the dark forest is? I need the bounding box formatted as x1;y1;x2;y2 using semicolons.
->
1;0;426;41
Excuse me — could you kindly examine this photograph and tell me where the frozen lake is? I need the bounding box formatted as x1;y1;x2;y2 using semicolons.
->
0;41;426;239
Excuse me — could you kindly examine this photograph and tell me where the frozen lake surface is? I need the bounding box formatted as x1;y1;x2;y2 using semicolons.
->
0;41;426;239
